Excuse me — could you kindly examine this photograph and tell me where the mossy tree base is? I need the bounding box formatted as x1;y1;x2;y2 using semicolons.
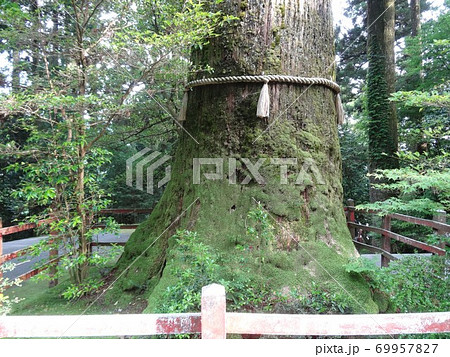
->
112;0;378;314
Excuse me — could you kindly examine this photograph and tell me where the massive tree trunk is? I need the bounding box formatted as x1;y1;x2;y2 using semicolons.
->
114;0;377;313
367;0;398;203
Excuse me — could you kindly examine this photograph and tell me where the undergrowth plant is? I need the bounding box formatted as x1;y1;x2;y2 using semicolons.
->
246;203;275;272
270;283;351;315
61;278;105;301
345;255;449;313
158;230;268;314
0;263;22;315
29;244;124;301
159;229;355;319
359;144;449;216
358;129;450;248
158;230;219;313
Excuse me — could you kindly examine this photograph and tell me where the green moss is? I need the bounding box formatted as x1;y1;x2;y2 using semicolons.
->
133;176;377;313
298;130;323;150
372;289;390;313
9;264;143;316
271;27;282;48
265;48;282;72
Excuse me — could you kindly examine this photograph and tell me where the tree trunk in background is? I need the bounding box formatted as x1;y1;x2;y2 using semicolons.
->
410;0;421;37
30;0;39;76
367;0;398;203
11;49;20;93
409;0;426;153
49;8;60;69
114;0;377;313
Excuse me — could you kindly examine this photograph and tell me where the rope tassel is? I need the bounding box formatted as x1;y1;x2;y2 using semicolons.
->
178;90;189;122
257;81;270;118
335;93;344;125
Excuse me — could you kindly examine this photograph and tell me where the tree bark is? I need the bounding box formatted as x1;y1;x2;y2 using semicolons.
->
30;0;39;76
11;49;20;93
367;0;398;203
410;0;421;37
115;0;377;313
409;0;425;153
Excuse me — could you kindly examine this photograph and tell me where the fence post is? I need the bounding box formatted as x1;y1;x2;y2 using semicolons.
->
201;283;226;339
347;199;356;239
433;210;447;249
48;227;58;288
381;215;392;267
0;217;3;278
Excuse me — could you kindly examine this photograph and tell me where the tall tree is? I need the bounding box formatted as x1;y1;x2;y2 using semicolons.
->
0;0;229;288
336;0;430;205
367;0;399;202
411;0;421;36
114;0;376;313
408;0;425;152
394;3;450;155
397;0;426;152
336;0;430;113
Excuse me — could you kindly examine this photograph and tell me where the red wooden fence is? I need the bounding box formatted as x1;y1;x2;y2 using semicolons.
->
345;199;448;267
0;284;449;338
0;209;150;282
94;208;153;229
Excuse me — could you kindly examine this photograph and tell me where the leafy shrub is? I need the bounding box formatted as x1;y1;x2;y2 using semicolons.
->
0;263;22;315
246;203;275;248
357;136;450;249
158;230;271;313
160;229;354;318
381;256;448;313
345;256;448;313
158;230;220;313
58;245;122;301
359;128;449;215
61;278;104;301
270;283;351;315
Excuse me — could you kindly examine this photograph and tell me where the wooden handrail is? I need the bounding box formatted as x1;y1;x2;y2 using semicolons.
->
14;256;63;283
0;208;151;237
2;241;124;286
0;209;143;285
352;240;399;261
345;206;449;232
347;222;446;256
389;212;449;232
98;209;153;214
1;284;449;338
0;219;53;237
92;224;139;229
0;246;35;264
226;311;450;336
0;313;202;338
344;203;447;267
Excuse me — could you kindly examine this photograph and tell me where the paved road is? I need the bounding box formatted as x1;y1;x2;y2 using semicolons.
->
361;253;432;267
2;230;134;280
